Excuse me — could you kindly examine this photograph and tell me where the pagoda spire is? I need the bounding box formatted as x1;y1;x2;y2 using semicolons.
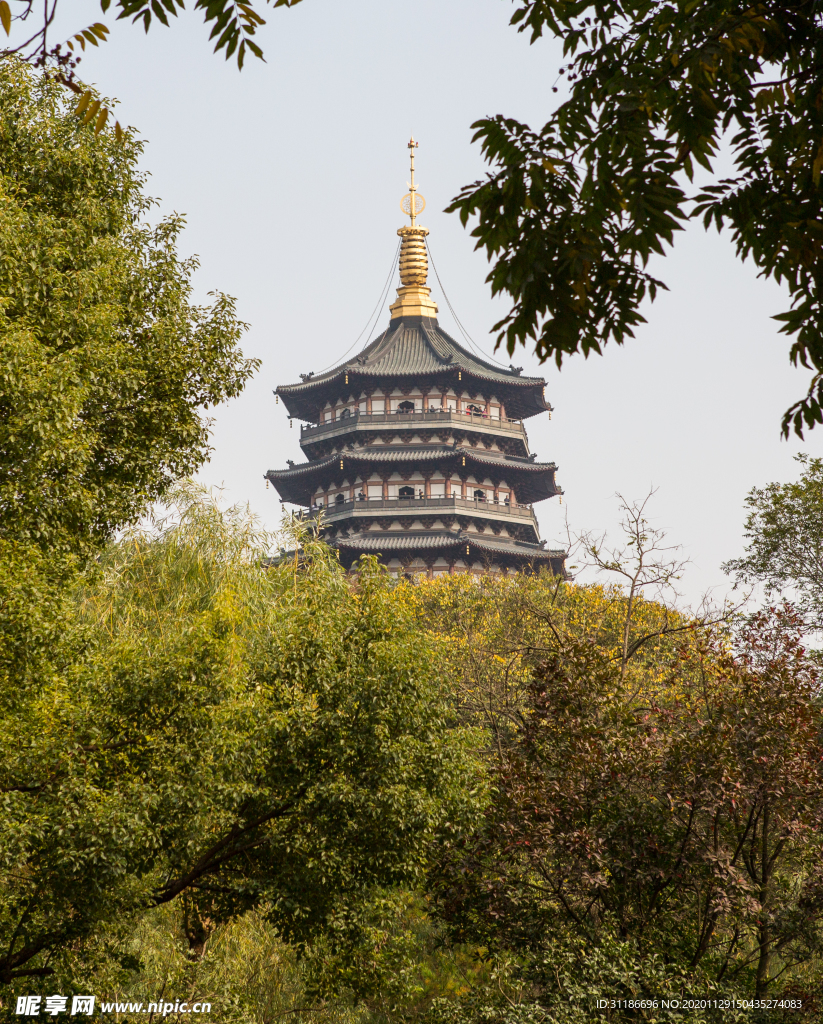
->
389;137;439;320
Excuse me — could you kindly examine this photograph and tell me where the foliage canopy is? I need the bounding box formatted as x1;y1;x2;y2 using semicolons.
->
0;59;256;557
725;454;823;635
426;597;823;1017
0;493;479;987
448;0;823;437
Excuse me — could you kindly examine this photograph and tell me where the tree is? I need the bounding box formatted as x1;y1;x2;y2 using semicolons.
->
0;0;307;137
580;491;688;681
0;59;255;558
0;0;302;75
404;492;706;748
428;605;823;1015
447;0;823;437
724;454;823;635
0;491;479;988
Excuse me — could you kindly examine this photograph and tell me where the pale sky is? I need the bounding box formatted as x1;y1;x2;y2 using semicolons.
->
19;0;815;607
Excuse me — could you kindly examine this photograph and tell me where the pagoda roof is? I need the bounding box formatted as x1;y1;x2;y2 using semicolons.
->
266;445;560;506
333;530;565;567
277;315;550;421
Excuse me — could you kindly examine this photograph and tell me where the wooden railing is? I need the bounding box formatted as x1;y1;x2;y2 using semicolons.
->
300;496;536;520
300;409;526;439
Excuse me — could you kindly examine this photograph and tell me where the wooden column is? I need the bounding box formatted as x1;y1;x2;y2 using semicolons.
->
423;394;429;412
424;476;431;498
382;477;389;499
366;395;372;414
461;478;467;499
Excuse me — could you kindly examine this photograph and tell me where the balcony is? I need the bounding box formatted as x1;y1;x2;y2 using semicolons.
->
300;409;529;444
300;495;538;526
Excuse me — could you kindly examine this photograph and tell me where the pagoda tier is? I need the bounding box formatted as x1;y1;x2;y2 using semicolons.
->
267;140;565;577
276;315;551;424
266;445;559;507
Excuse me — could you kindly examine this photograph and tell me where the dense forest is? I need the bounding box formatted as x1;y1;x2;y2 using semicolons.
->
1;59;822;1024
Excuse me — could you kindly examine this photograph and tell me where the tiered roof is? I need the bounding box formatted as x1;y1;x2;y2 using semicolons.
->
276;317;551;422
267;444;559;506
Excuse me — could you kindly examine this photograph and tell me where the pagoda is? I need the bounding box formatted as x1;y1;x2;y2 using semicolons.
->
267;140;565;578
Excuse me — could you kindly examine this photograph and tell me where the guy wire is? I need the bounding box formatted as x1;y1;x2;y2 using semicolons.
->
425;237;510;369
312;240;401;376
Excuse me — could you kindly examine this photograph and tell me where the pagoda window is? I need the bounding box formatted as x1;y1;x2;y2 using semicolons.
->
372;398;385;413
398;485;415;498
340;408;352;419
474;489;486;501
335;493;345;505
397;400;415;414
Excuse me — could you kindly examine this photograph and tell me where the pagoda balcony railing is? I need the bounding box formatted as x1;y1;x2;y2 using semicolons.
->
299;409;528;441
298;495;538;523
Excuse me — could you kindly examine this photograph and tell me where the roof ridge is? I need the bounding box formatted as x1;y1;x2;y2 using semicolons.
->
355;318;405;369
419;318;459;365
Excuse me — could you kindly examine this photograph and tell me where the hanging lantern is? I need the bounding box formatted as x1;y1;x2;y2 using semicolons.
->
462;455;466;466
275;394;279;404
458;370;462;381
289;418;293;429
345;373;349;384
340;459;344;470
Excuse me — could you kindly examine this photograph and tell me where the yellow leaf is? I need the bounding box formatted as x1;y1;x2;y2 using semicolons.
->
82;99;102;126
0;1;11;36
75;90;92;115
94;107;109;135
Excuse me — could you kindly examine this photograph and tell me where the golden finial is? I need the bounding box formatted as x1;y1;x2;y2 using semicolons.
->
390;137;438;320
400;136;426;226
